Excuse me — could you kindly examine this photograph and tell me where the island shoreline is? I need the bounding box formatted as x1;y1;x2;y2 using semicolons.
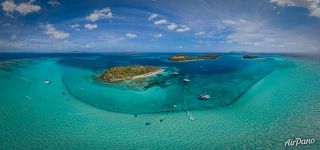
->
132;69;164;79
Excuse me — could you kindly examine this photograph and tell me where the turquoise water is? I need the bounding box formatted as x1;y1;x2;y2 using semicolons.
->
0;53;319;149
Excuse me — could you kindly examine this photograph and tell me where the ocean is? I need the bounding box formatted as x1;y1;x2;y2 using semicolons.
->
0;53;319;149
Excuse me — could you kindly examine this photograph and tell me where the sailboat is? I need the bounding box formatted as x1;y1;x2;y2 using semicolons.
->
182;73;190;83
44;71;51;85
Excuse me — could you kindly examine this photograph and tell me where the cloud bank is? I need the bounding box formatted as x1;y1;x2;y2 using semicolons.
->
1;0;41;17
86;7;112;22
271;0;320;17
42;23;69;39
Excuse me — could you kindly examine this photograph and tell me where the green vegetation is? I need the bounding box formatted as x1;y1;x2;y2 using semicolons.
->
197;54;220;59
168;55;193;61
100;65;163;82
243;55;260;59
169;54;220;62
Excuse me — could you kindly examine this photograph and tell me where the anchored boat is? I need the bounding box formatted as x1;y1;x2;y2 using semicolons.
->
198;94;210;100
182;73;190;83
44;80;51;84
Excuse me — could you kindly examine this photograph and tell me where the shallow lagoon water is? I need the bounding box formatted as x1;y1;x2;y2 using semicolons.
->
0;53;319;149
61;53;292;114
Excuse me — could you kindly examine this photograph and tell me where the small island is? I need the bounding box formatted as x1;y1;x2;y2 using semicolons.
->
168;55;193;61
197;54;220;59
100;65;164;82
169;54;220;62
243;55;260;59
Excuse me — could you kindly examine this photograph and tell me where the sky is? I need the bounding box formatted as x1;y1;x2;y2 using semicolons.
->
0;0;320;53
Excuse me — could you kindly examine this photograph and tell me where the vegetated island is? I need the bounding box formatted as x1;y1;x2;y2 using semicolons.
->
100;65;164;82
169;54;220;62
243;55;260;59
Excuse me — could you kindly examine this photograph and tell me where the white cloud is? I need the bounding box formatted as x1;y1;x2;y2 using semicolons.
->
42;23;69;39
125;33;137;38
239;19;250;24
271;0;300;6
154;19;169;25
271;0;320;17
222;19;238;25
84;23;98;30
219;18;320;52
10;34;16;40
222;19;267;46
176;25;191;32
167;23;178;30
3;23;10;27
1;0;41;17
83;44;90;49
193;44;201;48
86;7;112;22
222;19;251;27
148;13;158;21
48;0;60;6
70;24;80;28
15;2;41;16
148;13;192;33
154;33;163;38
70;23;80;31
1;0;16;17
195;31;205;36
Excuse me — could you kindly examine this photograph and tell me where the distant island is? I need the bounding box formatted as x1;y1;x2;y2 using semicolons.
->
100;65;164;82
243;55;260;59
169;54;220;62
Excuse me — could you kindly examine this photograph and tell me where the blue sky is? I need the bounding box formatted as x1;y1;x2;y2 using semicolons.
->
0;0;320;53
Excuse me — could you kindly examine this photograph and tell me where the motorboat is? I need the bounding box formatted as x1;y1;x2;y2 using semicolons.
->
198;94;210;100
44;80;51;84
